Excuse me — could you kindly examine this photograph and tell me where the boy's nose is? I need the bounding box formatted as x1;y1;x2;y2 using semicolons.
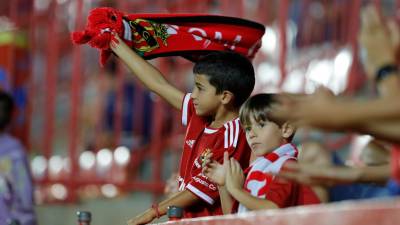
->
191;89;198;98
248;129;257;138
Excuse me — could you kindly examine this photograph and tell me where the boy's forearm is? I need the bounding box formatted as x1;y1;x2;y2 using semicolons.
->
111;41;184;109
315;97;400;131
358;120;400;144
130;189;200;224
358;164;391;183
340;97;400;125
156;189;200;217
218;185;234;214
229;188;278;211
112;42;166;88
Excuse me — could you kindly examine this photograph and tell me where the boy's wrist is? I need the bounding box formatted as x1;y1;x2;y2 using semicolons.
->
228;185;242;198
151;203;161;219
144;207;157;220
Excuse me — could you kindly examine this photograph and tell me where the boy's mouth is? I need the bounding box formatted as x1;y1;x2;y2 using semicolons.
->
250;143;260;149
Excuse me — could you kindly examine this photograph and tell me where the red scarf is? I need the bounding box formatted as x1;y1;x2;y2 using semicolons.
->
72;7;265;65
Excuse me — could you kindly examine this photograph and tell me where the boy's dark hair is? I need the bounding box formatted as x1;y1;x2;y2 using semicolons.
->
0;91;14;131
193;51;255;108
239;93;294;141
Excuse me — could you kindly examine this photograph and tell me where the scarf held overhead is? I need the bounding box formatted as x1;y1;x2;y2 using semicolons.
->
71;7;265;65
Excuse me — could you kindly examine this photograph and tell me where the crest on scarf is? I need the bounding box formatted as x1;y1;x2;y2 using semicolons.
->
129;18;170;55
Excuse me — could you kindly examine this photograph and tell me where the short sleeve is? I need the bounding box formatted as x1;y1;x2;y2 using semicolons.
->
297;184;321;205
264;176;295;208
186;173;218;205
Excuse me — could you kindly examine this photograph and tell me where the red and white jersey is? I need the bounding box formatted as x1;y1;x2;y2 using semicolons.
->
238;143;299;213
178;93;251;218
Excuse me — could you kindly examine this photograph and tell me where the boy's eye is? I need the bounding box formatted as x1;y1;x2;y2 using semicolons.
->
257;122;265;128
244;127;251;132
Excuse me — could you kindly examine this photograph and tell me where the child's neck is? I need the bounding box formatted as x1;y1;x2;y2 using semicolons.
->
208;109;238;129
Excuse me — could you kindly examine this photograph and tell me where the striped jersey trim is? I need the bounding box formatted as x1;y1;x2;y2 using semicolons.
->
181;93;191;126
223;118;240;149
186;184;214;205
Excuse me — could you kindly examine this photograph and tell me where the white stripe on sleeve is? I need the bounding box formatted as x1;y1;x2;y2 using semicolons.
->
224;124;228;148
186;184;214;205
229;121;234;147
233;119;239;147
181;93;191;126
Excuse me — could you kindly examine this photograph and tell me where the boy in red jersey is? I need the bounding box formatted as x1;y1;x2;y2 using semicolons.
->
109;34;255;224
202;94;320;214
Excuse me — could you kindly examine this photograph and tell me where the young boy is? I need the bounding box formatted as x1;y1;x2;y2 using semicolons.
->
203;94;320;214
109;35;254;224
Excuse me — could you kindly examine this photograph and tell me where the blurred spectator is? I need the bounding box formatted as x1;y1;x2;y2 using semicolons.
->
0;90;36;225
100;60;154;148
274;5;400;193
297;141;331;202
103;79;153;145
329;139;392;201
271;5;400;141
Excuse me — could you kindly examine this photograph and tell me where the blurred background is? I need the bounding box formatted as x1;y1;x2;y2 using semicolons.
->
0;0;398;224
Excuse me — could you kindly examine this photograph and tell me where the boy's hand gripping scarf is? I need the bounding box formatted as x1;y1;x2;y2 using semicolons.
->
238;143;299;214
71;7;265;66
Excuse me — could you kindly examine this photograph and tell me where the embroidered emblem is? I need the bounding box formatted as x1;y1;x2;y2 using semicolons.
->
129;18;170;55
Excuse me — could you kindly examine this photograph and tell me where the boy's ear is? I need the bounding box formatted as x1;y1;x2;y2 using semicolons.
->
281;122;295;139
220;90;234;105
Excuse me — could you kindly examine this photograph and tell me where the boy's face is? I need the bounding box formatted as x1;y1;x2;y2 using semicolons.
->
243;116;284;157
191;74;221;116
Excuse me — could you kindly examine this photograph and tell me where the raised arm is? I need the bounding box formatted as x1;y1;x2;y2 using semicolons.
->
110;34;184;110
358;120;400;144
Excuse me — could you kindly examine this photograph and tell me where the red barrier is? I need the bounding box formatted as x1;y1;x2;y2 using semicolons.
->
158;199;400;225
